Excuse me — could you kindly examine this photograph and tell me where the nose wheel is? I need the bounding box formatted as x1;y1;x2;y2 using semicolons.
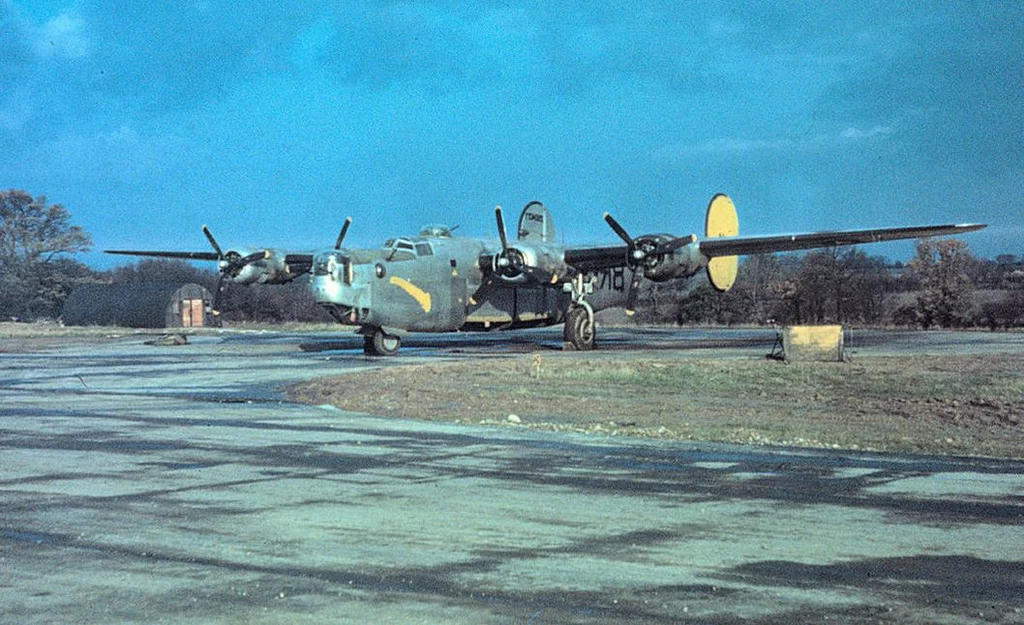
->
363;327;401;356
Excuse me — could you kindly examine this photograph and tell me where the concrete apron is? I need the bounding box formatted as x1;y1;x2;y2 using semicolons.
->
1;330;1022;624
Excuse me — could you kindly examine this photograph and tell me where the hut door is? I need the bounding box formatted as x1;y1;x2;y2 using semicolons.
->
181;299;204;327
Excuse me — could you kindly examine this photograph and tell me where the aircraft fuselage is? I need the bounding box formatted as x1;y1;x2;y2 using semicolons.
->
310;235;632;333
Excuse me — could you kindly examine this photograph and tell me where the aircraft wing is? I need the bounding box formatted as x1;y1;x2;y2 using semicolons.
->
105;250;220;260
283;253;314;274
564;222;986;272
698;223;987;257
563;245;631;272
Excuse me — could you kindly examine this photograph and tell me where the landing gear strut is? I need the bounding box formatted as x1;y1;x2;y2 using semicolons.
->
562;274;596;351
363;327;401;356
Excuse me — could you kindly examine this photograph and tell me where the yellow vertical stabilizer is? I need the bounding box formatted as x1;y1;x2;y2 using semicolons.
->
705;194;739;291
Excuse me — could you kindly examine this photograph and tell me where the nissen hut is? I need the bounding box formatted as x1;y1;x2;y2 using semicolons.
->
63;283;219;328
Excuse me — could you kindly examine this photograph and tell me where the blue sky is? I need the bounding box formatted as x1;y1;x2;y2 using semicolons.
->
2;1;1020;268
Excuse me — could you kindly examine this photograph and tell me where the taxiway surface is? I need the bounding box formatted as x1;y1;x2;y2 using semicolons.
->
2;328;1023;624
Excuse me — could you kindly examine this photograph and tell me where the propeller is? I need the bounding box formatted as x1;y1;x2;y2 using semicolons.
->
334;217;352;250
601;213;696;315
603;213;697;262
202;225;269;314
492;206;526;277
492;205;561;284
202;225;268;276
472;206;553;305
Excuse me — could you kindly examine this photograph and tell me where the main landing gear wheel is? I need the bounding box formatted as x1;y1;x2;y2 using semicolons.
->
364;328;401;357
563;305;595;351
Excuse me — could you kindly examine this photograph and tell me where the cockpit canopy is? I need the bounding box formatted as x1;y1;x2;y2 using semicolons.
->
382;237;433;258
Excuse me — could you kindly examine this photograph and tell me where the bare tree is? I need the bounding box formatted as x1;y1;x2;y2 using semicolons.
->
907;238;975;328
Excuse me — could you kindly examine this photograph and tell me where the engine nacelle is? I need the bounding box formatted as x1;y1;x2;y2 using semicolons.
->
636;235;704;283
491;242;569;284
224;249;300;285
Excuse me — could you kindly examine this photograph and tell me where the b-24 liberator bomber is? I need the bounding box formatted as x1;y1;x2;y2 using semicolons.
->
107;195;985;356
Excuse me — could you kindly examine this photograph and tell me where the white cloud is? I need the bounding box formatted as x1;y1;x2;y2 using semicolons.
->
33;11;90;59
657;123;897;161
840;125;893;140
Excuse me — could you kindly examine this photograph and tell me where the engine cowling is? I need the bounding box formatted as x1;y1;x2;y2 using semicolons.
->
492;241;569;284
635;236;703;282
224;249;301;285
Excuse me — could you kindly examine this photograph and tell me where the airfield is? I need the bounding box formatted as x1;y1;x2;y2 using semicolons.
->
2;327;1023;624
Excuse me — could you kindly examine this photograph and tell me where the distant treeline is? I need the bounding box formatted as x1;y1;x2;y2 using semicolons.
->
6;188;1019;329
634;241;1024;330
38;244;1024;330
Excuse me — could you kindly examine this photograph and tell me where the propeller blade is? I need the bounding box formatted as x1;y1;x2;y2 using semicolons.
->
202;225;224;259
495;205;508;252
237;250;269;267
469;277;495;306
603;212;633;247
335;217;352;250
211;272;227;316
625;273;641;316
654;234;698;255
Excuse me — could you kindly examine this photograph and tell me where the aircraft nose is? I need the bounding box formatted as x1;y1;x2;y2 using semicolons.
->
311;271;370;319
311;274;341;304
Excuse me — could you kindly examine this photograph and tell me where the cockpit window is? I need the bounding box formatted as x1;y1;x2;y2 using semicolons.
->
415;243;433;256
383;238;416;251
382;237;419;260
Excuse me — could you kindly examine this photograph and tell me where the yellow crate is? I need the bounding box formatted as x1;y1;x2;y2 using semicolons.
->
782;325;844;362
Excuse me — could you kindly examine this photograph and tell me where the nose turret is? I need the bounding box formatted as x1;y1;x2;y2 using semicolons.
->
311;251;370;325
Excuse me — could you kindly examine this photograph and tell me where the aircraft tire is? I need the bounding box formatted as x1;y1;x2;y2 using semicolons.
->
365;328;401;356
563;306;595;351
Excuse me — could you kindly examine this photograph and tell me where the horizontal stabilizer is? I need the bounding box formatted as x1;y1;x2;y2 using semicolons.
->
698;223;986;258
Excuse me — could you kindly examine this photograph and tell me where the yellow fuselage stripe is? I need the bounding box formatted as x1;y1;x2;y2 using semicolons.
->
389;276;432;313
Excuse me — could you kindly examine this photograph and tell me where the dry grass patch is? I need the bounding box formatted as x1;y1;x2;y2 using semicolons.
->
287;353;1024;458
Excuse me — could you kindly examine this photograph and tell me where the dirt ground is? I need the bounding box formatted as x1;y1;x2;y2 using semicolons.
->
0;322;137;352
287;351;1024;459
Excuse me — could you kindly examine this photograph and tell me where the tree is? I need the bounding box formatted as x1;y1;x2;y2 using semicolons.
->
218;281;334;323
976;290;1024;330
673;283;717;325
906;238;975;328
0;190;93;320
832;249;892;325
726;253;784;324
790;248;839;323
777;247;893;326
109;258;218;289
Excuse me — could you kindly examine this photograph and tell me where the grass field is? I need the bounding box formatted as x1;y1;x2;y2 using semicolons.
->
287;352;1024;458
